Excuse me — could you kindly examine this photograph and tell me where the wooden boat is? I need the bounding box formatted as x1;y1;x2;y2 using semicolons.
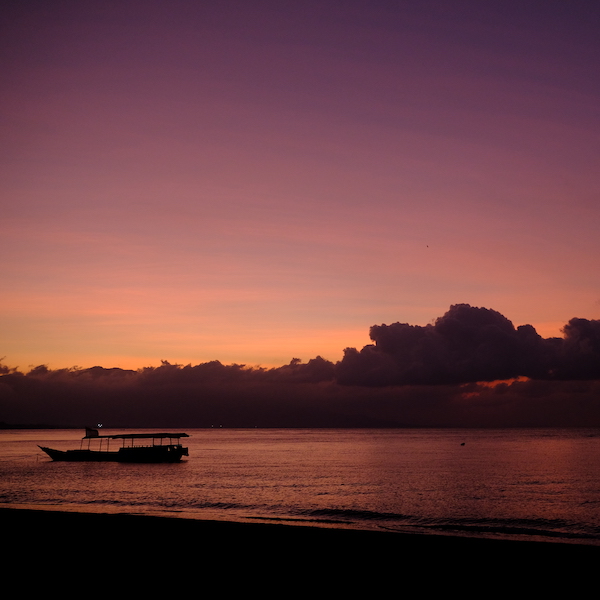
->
38;428;189;463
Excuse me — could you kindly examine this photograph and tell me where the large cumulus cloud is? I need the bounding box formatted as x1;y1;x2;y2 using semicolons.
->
336;304;600;386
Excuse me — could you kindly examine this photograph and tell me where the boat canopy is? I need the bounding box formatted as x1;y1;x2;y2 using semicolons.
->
83;429;189;440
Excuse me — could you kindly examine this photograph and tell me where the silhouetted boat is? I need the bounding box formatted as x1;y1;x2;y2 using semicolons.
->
38;428;189;463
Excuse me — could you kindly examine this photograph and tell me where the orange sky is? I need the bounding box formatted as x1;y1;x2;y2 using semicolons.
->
2;1;599;371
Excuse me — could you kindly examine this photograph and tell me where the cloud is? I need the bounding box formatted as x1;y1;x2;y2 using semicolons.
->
335;304;600;386
0;357;339;428
1;304;600;428
555;317;600;379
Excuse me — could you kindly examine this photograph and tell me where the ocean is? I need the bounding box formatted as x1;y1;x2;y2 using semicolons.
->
2;428;600;546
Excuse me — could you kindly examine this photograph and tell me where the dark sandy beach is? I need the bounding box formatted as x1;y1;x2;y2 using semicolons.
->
2;506;597;589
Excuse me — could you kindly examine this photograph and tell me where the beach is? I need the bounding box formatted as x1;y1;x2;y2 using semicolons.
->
3;506;597;587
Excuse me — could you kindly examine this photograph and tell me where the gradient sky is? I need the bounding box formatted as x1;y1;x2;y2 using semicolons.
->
2;1;599;370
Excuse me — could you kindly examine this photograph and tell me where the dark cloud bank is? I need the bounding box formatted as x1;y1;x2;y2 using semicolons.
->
2;305;600;428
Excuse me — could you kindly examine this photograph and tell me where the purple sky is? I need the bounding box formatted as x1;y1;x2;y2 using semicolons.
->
2;1;599;370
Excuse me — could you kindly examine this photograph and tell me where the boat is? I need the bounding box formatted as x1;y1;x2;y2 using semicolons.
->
38;428;189;463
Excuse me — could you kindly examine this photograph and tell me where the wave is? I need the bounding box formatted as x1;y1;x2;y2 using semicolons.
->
8;492;600;544
293;507;600;544
45;496;600;544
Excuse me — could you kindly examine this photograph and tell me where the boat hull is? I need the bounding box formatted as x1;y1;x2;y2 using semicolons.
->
38;445;188;463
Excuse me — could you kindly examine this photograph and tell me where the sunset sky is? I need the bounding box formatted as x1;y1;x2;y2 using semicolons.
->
2;1;599;371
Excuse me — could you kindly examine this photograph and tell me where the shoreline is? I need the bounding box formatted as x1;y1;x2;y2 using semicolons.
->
3;505;598;554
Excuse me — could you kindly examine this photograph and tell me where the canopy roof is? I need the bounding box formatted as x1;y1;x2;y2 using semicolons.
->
83;430;189;440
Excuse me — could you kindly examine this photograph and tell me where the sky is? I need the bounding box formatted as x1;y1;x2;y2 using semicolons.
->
2;0;600;372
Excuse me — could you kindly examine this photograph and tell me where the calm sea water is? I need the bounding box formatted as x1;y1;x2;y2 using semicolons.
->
2;428;600;545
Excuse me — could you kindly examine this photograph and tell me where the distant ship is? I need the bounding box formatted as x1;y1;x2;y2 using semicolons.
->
38;428;189;463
